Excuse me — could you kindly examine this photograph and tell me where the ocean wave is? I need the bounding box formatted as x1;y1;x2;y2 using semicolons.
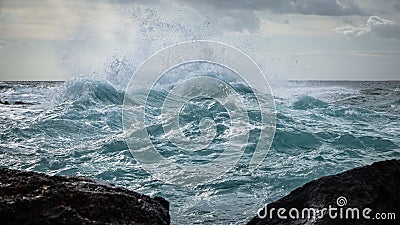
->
1;79;399;225
56;79;124;108
292;96;328;110
273;130;321;150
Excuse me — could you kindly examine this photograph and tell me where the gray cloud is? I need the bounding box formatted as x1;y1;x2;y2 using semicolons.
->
0;11;23;22
199;9;260;32
110;0;161;6
174;0;363;16
167;0;364;32
335;16;400;40
394;2;400;11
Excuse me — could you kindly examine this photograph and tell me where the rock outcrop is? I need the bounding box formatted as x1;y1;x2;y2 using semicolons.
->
247;159;400;225
0;100;33;105
0;168;170;225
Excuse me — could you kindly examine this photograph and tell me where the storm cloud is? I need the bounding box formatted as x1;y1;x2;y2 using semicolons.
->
174;0;363;16
165;0;367;33
1;0;400;80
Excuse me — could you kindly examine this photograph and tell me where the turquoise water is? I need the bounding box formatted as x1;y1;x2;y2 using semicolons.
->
0;79;399;224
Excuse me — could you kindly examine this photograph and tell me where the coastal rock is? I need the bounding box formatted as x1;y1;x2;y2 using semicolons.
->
0;168;170;225
0;100;33;105
247;159;400;225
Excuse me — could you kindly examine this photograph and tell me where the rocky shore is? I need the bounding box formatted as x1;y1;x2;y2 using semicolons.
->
0;168;170;225
247;159;400;225
1;159;399;224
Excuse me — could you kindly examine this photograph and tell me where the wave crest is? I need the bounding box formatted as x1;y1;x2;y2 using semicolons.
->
56;79;124;107
292;96;328;110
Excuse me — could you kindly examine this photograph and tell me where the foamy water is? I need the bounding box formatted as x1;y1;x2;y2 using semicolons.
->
0;78;399;224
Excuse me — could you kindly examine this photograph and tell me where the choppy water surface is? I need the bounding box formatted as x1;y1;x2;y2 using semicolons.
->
1;79;399;224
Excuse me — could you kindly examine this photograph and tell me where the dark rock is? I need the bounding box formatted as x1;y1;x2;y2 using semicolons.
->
13;101;26;105
0;168;170;225
247;159;400;225
0;100;34;105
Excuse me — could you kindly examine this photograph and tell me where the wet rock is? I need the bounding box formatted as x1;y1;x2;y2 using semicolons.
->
0;168;170;225
0;100;10;105
0;100;34;105
247;159;400;225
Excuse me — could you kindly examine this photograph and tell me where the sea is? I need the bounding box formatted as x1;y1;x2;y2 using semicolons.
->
0;78;399;224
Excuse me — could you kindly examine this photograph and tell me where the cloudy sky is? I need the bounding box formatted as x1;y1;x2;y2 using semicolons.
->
0;0;399;81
